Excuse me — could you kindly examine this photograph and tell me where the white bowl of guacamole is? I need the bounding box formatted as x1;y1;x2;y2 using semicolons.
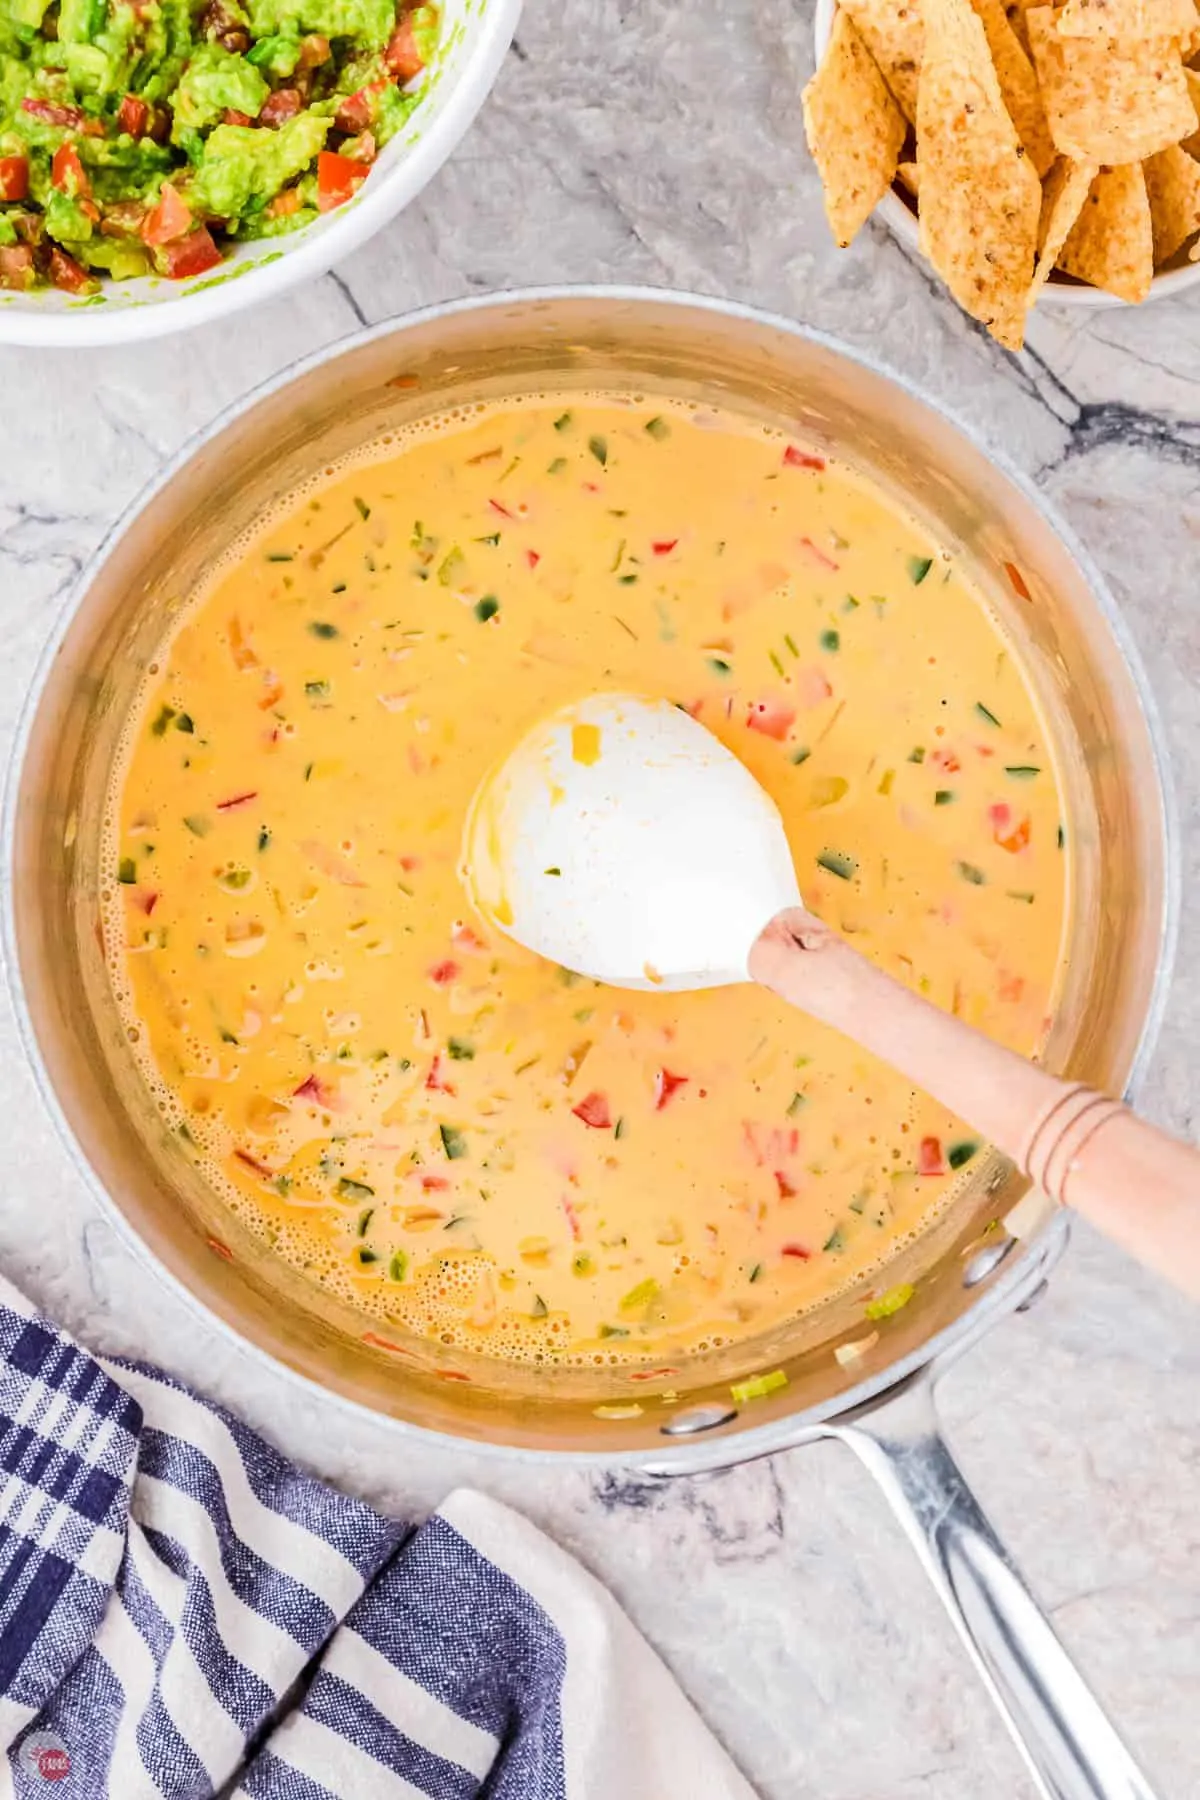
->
0;0;519;344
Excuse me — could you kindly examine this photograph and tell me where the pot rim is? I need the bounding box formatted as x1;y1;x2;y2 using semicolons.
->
3;286;1181;1467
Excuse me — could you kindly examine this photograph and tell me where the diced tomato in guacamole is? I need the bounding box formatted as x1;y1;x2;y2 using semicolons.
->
0;0;440;291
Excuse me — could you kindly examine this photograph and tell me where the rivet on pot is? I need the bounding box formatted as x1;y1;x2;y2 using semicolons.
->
962;1234;1016;1288
659;1402;738;1436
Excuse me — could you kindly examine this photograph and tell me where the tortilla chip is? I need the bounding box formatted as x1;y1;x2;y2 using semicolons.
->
897;159;921;195
1144;142;1200;261
971;0;1058;175
838;0;924;120
1029;156;1098;300
1057;163;1154;300
1026;10;1196;164
1003;0;1043;54
918;0;1042;348
1055;0;1196;35
1183;67;1200;153
804;10;907;248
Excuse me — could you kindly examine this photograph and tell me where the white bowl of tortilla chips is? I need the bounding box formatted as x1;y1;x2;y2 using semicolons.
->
809;0;1200;348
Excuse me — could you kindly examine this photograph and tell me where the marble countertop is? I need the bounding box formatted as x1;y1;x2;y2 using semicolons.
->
2;2;1199;1795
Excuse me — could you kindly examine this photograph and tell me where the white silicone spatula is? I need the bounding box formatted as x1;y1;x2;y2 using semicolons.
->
464;692;1200;1298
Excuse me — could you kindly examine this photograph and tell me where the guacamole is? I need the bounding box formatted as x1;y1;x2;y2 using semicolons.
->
0;0;438;292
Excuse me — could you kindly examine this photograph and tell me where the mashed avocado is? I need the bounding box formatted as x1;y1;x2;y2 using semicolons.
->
0;0;439;291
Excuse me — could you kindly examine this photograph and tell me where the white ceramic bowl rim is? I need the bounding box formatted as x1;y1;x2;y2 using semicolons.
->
0;0;522;348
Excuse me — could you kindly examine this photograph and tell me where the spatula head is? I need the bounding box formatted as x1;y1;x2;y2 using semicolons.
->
462;693;802;991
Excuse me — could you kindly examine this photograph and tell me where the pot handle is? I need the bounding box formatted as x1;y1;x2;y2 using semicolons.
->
832;1374;1158;1800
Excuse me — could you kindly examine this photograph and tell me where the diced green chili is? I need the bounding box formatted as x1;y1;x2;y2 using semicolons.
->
440;1125;468;1160
865;1282;914;1320
731;1368;788;1403
907;555;933;585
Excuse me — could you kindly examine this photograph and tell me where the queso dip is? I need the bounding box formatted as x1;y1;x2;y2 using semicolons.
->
106;395;1067;1367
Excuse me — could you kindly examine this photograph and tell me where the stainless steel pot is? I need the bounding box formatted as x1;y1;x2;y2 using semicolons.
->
5;292;1177;1800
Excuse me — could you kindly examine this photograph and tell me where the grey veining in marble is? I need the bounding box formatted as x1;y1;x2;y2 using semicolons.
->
1;3;1199;1797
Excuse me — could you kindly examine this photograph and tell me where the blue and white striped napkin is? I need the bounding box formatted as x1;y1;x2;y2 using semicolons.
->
0;1272;756;1799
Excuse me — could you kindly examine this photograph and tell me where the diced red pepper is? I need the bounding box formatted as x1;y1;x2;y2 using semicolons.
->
561;1194;582;1239
384;16;425;80
142;183;194;246
450;922;485;950
49;248;99;295
998;971;1026;1003
259;88;302;128
233;1147;274;1178
293;1073;341;1108
116;94;150;138
216;790;258;811
743;1121;800;1166
654;1068;688;1110
918;1136;947;1176
794;666;832;708
525;548;541;569
747;697;796;741
783;445;825;470
419;1173;450;1192
21;98;83;127
572;1090;612;1130
931;747;961;774
317;149;368;212
428;958;460;985
775;1170;798;1199
425;1054;455;1094
781;1242;812;1260
0;155;29;202
158;226;223;280
652;538;678;556
1004;561;1032;602
0;245;36;291
797;535;839;571
51;143;90;200
334;81;383;134
994;811;1031;854
139;891;159;916
257;675;285;707
362;1330;417;1357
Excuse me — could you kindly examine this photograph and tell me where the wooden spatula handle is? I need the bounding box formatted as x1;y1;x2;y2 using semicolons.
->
750;908;1200;1299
